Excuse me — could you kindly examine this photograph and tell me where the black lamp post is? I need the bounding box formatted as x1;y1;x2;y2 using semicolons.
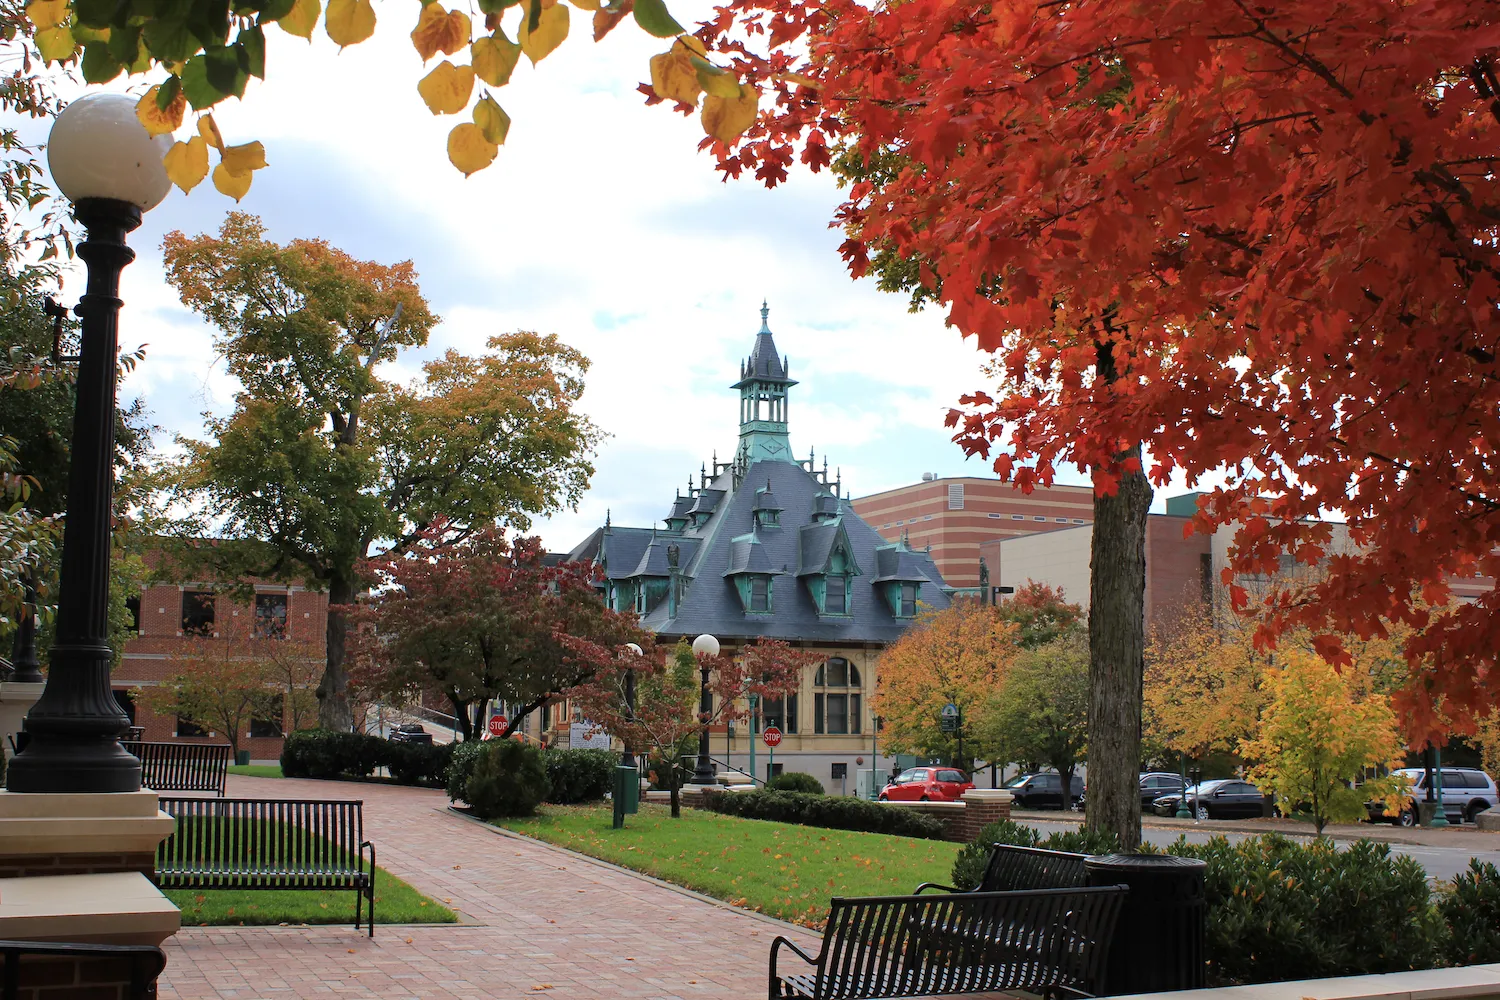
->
621;642;642;768
690;633;719;785
6;93;169;794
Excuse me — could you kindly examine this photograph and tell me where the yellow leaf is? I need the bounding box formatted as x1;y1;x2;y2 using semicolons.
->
471;30;520;87
279;0;321;39
701;82;758;144
566;0;599;10
35;24;75;62
410;5;470;61
473;94;510;145
212;162;253;201
447;122;497;176
693;55;740;99
137;86;185;137
163;136;209;192
325;0;375;46
648;39;701;106
198;115;225;151
517;1;566;64
417;61;474;115
25;0;66;29
220;141;267;176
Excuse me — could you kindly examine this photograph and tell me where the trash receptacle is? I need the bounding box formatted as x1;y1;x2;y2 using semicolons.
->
1086;853;1206;995
612;764;639;828
235;749;251;766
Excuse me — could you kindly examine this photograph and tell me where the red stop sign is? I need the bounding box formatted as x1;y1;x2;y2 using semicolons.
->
762;727;783;748
487;716;506;737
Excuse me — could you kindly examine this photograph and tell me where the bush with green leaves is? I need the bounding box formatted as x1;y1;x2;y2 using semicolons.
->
1169;834;1443;985
767;772;825;794
1439;859;1500;966
280;730;389;780
950;820;1122;890
387;741;454;787
702;789;945;839
446;739;486;802
544;748;619;804
464;740;550;819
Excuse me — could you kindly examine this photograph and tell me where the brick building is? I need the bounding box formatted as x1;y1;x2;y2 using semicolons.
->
115;579;326;761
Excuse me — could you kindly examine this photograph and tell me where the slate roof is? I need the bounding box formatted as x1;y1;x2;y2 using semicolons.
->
723;533;779;577
795;519;860;577
872;544;935;584
733;304;795;387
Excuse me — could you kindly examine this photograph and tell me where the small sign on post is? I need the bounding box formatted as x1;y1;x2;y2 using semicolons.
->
940;703;959;733
762;727;783;748
487;716;506;738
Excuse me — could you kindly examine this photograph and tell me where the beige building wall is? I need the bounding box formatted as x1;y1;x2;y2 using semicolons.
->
997;523;1094;610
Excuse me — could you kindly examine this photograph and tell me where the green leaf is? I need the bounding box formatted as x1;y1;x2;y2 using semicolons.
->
79;41;122;82
105;22;140;65
142;18;197;63
524;0;540;33
476;0;519;13
239;23;265;77
203;43;248;97
187;0;232;47
155;74;183;111
691;53;739;98
181;54;228;109
255;0;296;22
631;0;682;37
71;0;116;28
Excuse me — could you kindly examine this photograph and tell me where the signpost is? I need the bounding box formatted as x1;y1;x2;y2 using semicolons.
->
940;703;963;768
487;716;506;738
763;726;782;784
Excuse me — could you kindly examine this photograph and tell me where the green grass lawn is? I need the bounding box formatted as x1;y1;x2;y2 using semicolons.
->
167;867;457;926
496;803;959;928
227;764;284;778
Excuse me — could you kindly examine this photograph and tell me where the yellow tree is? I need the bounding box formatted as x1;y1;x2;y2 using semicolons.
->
873;600;1019;771
1143;602;1266;765
1240;650;1407;835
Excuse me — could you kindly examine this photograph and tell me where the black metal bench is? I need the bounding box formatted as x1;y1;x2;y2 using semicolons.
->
917;843;1091;895
769;885;1128;999
154;797;376;937
123;740;230;796
0;940;166;1000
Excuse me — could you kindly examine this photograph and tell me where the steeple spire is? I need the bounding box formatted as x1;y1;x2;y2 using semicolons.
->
760;299;770;333
732;301;798;465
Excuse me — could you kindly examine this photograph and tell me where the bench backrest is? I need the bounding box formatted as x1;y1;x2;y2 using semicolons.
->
123;740;230;795
979;844;1090;892
0;940;166;1000
814;885;1127;1000
157;797;365;873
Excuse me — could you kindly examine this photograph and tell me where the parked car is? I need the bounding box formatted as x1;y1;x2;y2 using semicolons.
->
388;723;433;745
1153;778;1266;819
1138;772;1186;808
1365;767;1497;826
1004;772;1084;810
878;767;974;802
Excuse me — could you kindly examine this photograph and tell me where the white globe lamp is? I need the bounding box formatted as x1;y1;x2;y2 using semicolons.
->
48;93;172;211
691;634;720;658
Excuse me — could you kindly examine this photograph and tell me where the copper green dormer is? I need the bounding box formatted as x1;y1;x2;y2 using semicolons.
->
732;301;798;464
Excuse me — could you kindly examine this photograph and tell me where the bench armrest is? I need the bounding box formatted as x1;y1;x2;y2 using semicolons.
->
361;840;376;874
769;934;819;996
913;882;962;894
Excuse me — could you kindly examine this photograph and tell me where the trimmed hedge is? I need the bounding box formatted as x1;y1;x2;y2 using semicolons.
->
544;748;618;804
766;772;824;795
702;789;945;840
387;741;454;787
1441;859;1500;966
280;730;389;780
950;820;1120;890
447;740;485;801
465;740;549;819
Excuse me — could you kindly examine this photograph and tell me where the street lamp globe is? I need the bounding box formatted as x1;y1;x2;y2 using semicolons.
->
691;633;720;658
625;642;643;656
48;93;172;211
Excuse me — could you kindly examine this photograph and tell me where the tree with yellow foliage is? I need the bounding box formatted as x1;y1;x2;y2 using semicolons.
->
1144;602;1266;765
873;600;1019;772
1240;650;1407;835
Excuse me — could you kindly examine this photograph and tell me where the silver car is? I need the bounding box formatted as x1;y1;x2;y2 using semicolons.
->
1366;767;1498;826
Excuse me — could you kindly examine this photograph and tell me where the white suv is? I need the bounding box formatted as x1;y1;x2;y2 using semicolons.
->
1366;767;1498;826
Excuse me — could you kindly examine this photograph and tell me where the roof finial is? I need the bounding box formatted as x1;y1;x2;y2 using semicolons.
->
760;299;770;333
605;508;612;529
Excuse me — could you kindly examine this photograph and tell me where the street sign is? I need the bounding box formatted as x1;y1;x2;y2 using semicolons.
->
941;703;959;718
487;716;506;737
940;703;960;733
763;727;783;748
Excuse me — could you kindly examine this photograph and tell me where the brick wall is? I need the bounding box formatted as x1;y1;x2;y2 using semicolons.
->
0;853;154;879
9;951;163;1000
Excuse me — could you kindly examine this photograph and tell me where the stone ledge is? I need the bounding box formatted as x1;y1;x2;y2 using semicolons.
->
1113;964;1500;1000
0;791;174;858
0;872;179;946
1476;810;1499;833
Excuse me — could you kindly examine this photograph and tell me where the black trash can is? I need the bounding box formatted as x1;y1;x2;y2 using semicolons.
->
1085;853;1207;995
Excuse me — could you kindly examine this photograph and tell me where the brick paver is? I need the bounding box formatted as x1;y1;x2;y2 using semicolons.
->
161;775;822;1000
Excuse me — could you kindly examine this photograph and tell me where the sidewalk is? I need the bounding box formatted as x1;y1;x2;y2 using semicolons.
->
1009;807;1500;850
160;774;821;1000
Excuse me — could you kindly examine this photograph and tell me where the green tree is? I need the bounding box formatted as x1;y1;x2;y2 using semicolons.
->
1241;650;1407;835
157;213;600;732
981;631;1090;797
134;635;296;758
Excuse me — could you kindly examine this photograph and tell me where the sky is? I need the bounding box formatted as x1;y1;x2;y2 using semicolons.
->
21;6;1199;551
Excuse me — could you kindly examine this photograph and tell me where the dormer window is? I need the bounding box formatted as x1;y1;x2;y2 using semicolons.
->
899;582;918;617
749;575;770;612
825;574;846;614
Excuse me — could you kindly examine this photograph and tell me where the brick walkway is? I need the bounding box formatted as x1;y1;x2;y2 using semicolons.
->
161;775;821;1000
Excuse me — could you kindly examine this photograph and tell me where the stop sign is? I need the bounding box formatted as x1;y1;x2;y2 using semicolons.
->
487;716;506;737
762;726;783;748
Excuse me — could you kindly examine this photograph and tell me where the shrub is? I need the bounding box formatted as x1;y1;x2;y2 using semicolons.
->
545;748;619;804
950;820;1121;889
1169;834;1444;985
767;772;824;794
702;789;945;839
387;741;455;787
280;730;389;780
446;739;486;802
1039;826;1121;856
1439;859;1500;966
464;740;550;819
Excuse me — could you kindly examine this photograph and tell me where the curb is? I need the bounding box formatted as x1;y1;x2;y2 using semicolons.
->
441;806;820;940
1008;809;1499;848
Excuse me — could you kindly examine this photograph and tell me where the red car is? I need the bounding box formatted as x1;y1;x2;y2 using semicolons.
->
878;767;974;802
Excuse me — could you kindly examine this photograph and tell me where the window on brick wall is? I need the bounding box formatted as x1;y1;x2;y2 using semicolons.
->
254;593;289;639
113;688;136;724
176;715;207;737
181;590;215;635
250;695;285;738
125;596;141;633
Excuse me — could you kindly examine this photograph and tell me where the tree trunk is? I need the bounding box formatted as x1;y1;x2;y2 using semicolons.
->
1086;440;1152;850
316;576;356;732
446;690;474;741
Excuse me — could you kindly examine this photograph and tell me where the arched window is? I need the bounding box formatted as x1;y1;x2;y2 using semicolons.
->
813;657;862;735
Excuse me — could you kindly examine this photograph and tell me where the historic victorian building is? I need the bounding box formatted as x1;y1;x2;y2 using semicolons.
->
567;305;951;792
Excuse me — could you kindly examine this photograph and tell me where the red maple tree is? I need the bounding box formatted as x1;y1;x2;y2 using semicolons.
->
687;3;1500;749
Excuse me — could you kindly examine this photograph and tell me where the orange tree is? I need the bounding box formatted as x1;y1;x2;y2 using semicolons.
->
157;213;600;732
1144;603;1266;768
873;600;1019;772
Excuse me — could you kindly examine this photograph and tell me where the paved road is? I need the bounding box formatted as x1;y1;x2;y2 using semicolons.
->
1019;816;1500;881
